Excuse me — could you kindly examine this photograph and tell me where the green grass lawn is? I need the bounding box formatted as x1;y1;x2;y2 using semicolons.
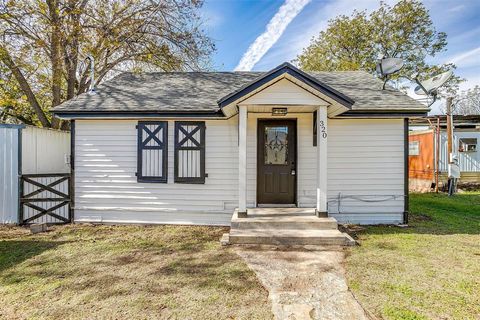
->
0;225;272;320
345;192;480;320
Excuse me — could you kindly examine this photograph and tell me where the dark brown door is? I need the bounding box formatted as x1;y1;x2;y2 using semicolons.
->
257;120;296;204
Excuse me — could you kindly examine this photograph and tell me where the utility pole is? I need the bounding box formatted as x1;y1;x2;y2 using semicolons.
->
435;117;440;193
446;96;458;195
446;97;453;162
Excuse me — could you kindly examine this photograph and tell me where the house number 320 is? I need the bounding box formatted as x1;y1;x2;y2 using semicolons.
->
319;120;327;139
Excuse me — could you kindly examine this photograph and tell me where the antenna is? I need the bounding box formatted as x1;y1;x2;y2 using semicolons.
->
86;55;96;94
376;57;404;90
413;70;453;106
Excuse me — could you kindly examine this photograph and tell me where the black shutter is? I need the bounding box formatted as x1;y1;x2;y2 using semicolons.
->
174;121;206;184
313;110;317;146
137;121;168;183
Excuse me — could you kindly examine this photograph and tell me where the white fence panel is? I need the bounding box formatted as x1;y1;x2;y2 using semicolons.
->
22;126;70;174
1;125;70;224
0;125;22;223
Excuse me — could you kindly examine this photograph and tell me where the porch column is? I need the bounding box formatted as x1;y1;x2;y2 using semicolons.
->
316;105;328;216
238;105;247;216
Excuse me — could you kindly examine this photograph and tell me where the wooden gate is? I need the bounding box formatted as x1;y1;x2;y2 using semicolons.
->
20;173;72;224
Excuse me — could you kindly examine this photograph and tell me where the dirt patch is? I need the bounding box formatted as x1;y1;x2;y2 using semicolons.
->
0;224;272;320
338;224;366;240
410;212;433;222
235;245;369;320
457;183;480;192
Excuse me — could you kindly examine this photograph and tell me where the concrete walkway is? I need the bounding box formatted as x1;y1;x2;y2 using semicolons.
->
235;245;369;320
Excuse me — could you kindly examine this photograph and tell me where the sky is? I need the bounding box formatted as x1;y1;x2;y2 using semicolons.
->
200;0;480;114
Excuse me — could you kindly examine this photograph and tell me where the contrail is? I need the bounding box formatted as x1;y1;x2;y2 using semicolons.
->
234;0;311;71
447;46;480;65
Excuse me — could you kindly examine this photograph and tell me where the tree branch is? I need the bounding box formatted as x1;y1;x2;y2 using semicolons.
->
0;46;51;127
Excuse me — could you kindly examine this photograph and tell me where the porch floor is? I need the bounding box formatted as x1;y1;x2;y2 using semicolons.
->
224;208;355;246
236;207;316;218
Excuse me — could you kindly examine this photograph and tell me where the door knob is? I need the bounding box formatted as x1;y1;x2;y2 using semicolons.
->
291;169;296;176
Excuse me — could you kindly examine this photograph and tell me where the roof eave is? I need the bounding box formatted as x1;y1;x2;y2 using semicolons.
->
335;110;429;118
53;110;225;120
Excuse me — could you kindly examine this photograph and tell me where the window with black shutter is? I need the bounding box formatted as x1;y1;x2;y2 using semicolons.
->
137;121;168;183
174;121;206;184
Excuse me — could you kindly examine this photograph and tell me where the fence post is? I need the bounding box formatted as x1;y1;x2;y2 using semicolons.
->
68;175;73;223
18;176;24;225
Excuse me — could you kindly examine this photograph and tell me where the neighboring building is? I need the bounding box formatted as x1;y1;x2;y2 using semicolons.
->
52;62;428;226
409;115;480;191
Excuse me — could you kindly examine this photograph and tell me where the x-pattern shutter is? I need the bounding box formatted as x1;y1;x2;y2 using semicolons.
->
175;121;205;183
137;121;168;182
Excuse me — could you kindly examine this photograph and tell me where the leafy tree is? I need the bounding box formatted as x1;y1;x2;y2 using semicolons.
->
451;86;480;115
0;63;38;125
296;0;461;93
0;0;214;128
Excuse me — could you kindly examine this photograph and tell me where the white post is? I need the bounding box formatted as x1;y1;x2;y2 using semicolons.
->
316;106;328;216
238;105;247;216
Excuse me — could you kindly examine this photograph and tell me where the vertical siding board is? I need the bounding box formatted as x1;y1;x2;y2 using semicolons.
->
137;122;167;182
440;131;480;173
0;126;20;224
21;126;70;174
174;122;205;183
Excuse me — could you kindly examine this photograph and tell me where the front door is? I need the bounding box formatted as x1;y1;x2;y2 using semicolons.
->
257;120;296;205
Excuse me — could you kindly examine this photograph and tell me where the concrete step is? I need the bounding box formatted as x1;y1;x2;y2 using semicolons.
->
231;209;338;230
231;216;338;230
229;228;355;246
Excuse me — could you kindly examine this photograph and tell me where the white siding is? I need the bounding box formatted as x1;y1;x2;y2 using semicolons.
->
75;117;405;226
328;119;405;224
22;126;70;174
240;78;327;106
74;119;238;225
0;126;20;223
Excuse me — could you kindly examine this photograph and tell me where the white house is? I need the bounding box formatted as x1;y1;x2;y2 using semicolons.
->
53;63;428;229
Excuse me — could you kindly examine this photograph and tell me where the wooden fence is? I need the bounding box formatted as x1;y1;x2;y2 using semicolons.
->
19;173;71;224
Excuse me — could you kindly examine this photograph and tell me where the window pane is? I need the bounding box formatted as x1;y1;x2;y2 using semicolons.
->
265;126;288;165
409;141;419;155
459;138;477;152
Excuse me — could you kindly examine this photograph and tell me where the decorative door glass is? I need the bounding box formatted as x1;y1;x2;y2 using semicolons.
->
264;126;288;165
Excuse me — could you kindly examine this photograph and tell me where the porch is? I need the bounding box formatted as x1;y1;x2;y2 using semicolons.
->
223;208;355;246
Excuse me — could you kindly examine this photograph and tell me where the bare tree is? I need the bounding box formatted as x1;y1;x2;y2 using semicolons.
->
452;86;480;115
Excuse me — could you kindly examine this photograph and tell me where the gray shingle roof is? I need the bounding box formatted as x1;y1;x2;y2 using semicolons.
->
53;70;428;115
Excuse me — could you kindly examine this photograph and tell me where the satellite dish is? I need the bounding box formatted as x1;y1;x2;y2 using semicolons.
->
414;70;453;95
413;70;453;107
376;57;404;89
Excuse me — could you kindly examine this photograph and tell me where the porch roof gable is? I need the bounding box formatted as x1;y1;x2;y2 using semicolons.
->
217;62;355;116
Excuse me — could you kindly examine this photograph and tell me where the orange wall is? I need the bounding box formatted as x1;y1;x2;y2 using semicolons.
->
409;131;434;180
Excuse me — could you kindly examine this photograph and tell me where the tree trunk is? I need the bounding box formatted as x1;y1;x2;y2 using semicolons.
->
47;0;62;129
0;46;51;128
65;0;83;100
